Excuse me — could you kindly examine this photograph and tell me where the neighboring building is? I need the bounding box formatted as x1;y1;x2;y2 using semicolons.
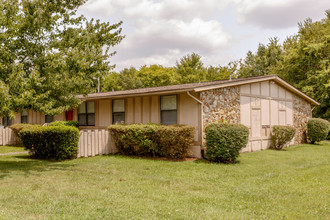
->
0;75;319;157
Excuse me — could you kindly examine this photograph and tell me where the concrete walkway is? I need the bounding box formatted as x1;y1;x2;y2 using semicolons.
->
0;151;28;156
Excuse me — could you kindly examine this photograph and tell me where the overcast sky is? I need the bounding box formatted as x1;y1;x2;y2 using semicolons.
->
78;0;328;71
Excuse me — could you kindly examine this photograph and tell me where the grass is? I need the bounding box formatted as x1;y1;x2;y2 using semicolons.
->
0;141;329;219
0;145;26;154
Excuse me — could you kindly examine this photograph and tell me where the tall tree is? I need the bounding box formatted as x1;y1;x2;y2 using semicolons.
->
278;10;330;119
138;65;178;88
0;0;124;117
102;67;142;91
175;53;206;83
237;37;283;78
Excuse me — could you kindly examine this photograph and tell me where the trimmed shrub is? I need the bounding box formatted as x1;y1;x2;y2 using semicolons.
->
271;125;296;150
109;124;158;156
10;123;41;137
205;123;249;163
108;124;195;159
49;120;80;128
156;125;195;159
307;118;330;144
19;125;80;160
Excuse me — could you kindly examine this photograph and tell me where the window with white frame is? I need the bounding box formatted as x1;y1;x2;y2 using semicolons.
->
160;95;177;125
21;109;28;123
78;102;95;126
112;99;125;124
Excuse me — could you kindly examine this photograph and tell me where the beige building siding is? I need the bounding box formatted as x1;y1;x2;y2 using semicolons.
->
240;80;295;152
79;92;202;145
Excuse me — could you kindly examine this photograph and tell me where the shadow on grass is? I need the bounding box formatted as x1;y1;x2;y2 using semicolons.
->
0;155;75;179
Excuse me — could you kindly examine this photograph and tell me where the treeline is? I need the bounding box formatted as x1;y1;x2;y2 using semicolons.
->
101;53;236;91
101;10;329;119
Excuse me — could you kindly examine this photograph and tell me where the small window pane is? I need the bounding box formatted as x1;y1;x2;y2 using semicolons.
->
45;115;53;123
161;95;177;110
21;109;28;116
87;102;95;113
3;117;12;127
78;114;87;126
21;116;28;124
113;99;125;112
161;110;177;125
87;114;95;126
113;112;125;124
78;103;86;113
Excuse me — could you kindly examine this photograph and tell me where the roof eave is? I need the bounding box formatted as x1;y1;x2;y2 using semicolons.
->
78;88;193;101
194;75;320;106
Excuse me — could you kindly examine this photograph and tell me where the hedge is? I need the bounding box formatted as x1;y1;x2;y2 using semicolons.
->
271;125;296;150
10;123;42;137
49;120;80;128
307;118;330;144
108;124;195;159
19;125;80;160
205;123;249;163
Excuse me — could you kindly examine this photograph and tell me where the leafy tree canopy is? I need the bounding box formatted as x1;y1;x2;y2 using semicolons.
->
0;0;124;117
237;10;329;119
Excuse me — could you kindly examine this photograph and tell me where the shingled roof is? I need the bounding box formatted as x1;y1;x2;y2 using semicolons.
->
78;74;319;105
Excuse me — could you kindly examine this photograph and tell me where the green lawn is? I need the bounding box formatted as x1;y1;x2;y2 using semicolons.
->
0;145;26;154
0;142;329;219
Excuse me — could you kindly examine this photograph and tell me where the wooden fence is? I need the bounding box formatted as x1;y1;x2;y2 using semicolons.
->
0;128;116;158
77;129;116;158
0;127;20;146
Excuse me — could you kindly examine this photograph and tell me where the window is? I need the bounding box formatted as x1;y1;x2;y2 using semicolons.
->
21;109;28;123
112;99;125;124
3;117;12;127
78;102;95;126
160;95;177;125
45;115;53;123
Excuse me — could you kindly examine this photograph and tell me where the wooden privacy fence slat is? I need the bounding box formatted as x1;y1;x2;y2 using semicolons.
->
0;128;20;146
0;128;115;158
77;129;116;158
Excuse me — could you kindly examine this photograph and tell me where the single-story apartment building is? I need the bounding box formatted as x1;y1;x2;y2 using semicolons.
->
0;75;319;157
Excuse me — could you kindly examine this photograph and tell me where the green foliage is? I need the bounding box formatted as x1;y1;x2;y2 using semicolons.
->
236;10;330;119
307;118;330;144
49;121;80;128
0;0;124;117
175;53;207;83
109;124;158;156
19;125;80;160
137;65;178;88
271;125;296;150
108;124;195;159
156;125;195;159
102;67;142;91
205;123;249;163
10;123;41;137
238;37;282;77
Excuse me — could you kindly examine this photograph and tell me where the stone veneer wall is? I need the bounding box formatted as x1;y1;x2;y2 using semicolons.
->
200;86;240;129
293;94;312;144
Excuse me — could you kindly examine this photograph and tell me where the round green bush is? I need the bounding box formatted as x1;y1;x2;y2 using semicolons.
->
19;125;80;160
205;123;249;163
271;125;296;150
307;118;330;144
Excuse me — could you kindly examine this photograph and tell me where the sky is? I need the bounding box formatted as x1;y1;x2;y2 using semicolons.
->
78;0;329;71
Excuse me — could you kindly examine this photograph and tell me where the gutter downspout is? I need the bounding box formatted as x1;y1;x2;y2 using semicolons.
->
187;91;205;158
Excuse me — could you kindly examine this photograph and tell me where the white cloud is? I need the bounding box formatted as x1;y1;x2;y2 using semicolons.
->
234;0;329;28
80;0;328;71
111;17;232;69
